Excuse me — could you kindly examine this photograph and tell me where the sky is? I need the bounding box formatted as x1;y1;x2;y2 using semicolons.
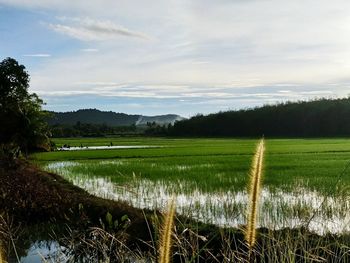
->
1;0;350;117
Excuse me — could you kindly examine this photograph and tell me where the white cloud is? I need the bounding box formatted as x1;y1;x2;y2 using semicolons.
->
74;81;121;86
80;48;99;52
47;17;150;41
23;54;51;57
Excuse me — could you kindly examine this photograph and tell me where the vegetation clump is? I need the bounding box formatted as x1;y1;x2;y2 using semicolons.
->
0;57;51;158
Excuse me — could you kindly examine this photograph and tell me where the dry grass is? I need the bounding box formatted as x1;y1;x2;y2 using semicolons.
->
0;214;21;263
0;243;4;263
245;138;265;249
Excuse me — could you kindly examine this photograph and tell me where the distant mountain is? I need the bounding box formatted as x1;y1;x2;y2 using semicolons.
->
48;109;185;127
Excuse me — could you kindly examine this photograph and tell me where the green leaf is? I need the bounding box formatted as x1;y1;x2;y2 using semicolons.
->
121;214;129;222
114;219;119;229
106;212;113;229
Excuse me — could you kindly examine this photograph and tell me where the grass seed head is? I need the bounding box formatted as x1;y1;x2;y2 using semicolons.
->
245;138;265;249
159;197;176;263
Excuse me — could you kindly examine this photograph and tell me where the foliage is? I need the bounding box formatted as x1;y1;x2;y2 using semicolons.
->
0;57;51;156
144;122;170;136
170;97;350;137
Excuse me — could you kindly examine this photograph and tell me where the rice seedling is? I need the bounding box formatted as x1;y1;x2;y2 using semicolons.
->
245;138;265;249
159;198;176;263
36;137;350;195
40;137;350;235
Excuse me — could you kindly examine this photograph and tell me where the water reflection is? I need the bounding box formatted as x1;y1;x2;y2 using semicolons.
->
58;145;160;151
3;223;68;263
18;240;65;263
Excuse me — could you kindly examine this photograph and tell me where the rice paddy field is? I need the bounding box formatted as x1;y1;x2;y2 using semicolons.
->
32;137;350;235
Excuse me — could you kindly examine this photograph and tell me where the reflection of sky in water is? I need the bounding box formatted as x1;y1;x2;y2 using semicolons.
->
57;145;160;151
19;241;65;263
46;161;350;235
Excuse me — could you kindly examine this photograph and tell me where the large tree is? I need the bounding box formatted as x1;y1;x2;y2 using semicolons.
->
0;57;51;157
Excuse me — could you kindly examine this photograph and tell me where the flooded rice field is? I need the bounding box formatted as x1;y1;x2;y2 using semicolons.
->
45;160;350;235
20;138;350;261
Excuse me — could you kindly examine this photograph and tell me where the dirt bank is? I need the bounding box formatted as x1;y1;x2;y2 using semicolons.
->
0;159;154;244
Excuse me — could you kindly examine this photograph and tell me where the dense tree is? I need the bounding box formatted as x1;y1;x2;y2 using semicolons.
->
144;122;169;136
169;97;350;137
0;57;51;157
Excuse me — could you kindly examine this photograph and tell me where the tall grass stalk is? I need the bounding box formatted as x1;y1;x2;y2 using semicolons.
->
159;198;176;263
245;138;265;249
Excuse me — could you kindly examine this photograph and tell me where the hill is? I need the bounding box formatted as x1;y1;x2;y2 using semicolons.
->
170;97;350;137
48;109;184;127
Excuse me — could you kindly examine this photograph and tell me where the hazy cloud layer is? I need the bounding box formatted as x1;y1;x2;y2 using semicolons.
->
1;0;350;115
39;83;347;117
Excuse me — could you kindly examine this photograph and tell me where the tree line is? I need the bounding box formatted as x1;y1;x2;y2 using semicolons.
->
50;121;170;137
51;122;139;137
168;97;350;137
